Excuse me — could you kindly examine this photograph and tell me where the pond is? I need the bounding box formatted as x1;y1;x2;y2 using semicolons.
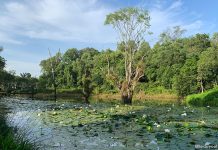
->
0;97;218;150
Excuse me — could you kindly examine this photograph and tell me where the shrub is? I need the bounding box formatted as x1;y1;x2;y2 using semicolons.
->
186;88;218;106
144;86;174;95
0;116;35;150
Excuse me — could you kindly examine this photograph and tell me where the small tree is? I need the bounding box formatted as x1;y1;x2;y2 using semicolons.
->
105;7;150;104
74;48;99;103
40;50;62;100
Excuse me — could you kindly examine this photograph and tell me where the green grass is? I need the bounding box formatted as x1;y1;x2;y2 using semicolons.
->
0;117;36;150
144;86;175;95
186;88;218;106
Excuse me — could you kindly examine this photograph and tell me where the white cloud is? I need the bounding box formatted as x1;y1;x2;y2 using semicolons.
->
5;60;40;77
0;32;23;45
1;48;42;76
0;0;116;44
183;20;203;32
0;0;207;46
147;0;204;44
168;0;183;10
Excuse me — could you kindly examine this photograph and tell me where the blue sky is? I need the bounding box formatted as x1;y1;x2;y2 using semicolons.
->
0;0;217;77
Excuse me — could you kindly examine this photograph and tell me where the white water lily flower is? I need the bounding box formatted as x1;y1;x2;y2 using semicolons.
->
154;122;160;128
205;142;211;146
37;113;41;116
135;142;143;147
199;120;206;124
181;112;187;116
115;105;119;108
164;129;170;133
142;114;147;118
207;106;210;108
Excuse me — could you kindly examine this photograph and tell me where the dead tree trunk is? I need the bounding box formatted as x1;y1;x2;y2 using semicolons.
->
121;81;133;104
200;79;204;93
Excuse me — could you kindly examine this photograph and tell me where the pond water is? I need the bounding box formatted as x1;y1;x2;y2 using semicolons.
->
0;97;218;150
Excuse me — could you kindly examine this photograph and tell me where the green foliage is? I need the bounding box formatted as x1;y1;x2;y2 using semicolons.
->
105;7;150;27
159;26;186;43
173;57;198;96
35;30;218;101
211;32;218;46
144;86;174;95
197;46;218;89
105;7;151;104
186;87;218;106
0;56;5;70
0;47;5;70
0;116;35;150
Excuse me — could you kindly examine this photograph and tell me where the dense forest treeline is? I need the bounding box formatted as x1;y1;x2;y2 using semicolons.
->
38;31;218;97
0;31;218;100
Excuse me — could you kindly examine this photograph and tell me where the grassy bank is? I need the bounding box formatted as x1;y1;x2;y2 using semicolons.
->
92;92;177;102
32;89;178;102
0;116;35;150
0;102;36;150
186;88;218;106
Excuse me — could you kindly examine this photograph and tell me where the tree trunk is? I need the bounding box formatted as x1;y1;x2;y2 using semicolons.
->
121;91;132;104
84;96;90;104
200;79;204;93
82;78;91;104
121;81;133;104
83;89;90;104
54;85;57;101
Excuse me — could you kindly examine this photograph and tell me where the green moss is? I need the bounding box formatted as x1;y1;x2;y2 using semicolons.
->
186;88;218;106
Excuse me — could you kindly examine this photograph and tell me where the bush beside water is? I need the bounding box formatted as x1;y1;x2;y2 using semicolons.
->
0;113;35;150
186;88;218;106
